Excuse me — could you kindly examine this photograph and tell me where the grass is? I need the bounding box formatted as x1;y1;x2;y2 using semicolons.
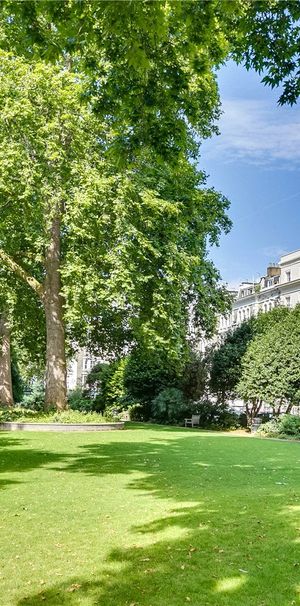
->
1;423;300;606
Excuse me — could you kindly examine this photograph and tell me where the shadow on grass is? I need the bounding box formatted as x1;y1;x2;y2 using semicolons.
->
5;431;299;605
16;497;300;606
0;432;68;490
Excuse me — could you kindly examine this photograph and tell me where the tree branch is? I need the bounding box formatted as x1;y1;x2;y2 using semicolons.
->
0;248;44;300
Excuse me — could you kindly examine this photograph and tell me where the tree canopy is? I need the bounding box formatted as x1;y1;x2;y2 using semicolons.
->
237;306;300;415
209;306;290;404
0;52;230;407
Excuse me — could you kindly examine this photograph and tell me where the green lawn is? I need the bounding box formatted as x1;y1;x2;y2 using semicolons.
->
1;424;300;606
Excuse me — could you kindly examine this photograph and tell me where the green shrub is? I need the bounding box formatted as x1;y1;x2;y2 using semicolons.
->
259;414;300;439
11;354;25;403
85;359;128;411
124;348;181;408
0;408;111;424
127;402;145;421
21;380;45;410
151;388;186;423
68;388;93;412
185;400;240;430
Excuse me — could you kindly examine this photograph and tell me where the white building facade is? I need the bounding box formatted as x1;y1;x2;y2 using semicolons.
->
67;350;104;391
218;248;300;337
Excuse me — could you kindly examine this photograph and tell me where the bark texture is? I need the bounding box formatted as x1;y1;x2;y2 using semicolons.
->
0;313;14;407
44;209;67;410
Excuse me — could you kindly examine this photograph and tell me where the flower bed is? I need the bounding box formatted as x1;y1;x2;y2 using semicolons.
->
0;408;124;430
0;421;124;432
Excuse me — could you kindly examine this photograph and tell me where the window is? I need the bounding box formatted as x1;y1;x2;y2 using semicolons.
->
286;271;291;282
285;296;291;308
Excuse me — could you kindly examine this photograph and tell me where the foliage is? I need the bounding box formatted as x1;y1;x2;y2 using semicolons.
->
151;388;187;424
232;1;300;105
68;388;93;412
21;379;45;411
187;399;240;430
123;347;182;407
10;350;24;403
0;50;231;408
127;402;145;422
210;307;291;404
258;415;300;440
181;351;208;402
2;2;300;120
85;359;128;410
210;319;256;402
0;407;110;424
237;306;300;415
0;1;231;158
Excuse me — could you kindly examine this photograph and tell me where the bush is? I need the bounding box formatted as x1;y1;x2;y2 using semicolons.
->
127;402;145;421
258;414;300;439
11;354;25;403
151;388;186;423
21;379;45;410
185;399;240;430
124;348;181;408
85;359;128;411
0;408;111;424
68;388;93;412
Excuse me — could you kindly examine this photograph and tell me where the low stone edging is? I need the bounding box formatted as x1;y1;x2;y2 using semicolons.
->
0;421;124;432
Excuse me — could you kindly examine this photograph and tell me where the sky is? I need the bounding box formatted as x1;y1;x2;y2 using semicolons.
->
201;61;300;290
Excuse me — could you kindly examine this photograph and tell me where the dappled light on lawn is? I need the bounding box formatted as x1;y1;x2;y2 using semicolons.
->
0;426;300;605
214;576;247;593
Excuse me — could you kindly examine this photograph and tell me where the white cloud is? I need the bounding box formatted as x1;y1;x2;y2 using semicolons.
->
204;98;300;167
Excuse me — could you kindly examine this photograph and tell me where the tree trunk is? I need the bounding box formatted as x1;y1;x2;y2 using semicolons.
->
246;399;262;429
44;208;67;411
0;312;14;407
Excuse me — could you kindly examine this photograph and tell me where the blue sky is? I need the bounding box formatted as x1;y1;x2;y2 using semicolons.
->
201;61;300;289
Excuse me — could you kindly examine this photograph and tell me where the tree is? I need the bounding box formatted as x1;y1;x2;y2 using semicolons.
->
0;52;231;410
1;1;300;112
0;309;13;407
232;1;300;105
65;155;231;359
210;307;290;404
210;319;255;403
0;54;105;409
237;306;300;423
0;268;45;407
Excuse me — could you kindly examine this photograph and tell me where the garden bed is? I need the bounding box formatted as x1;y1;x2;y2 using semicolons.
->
0;421;124;432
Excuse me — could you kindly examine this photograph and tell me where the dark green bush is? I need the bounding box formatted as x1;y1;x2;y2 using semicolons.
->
11;354;25;403
151;388;186;423
68;388;93;412
185;399;240;430
124;348;181;407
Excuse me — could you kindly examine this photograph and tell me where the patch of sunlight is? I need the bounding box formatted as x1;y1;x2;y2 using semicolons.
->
232;464;254;468
194;462;212;467
283;505;300;513
214;576;247;593
295;584;300;598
